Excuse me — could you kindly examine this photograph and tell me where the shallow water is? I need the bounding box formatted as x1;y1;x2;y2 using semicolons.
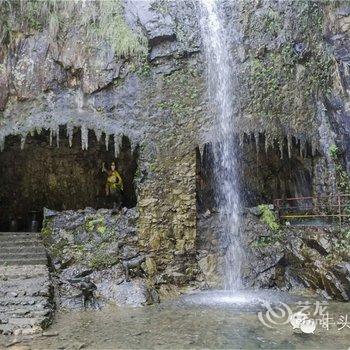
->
14;290;350;349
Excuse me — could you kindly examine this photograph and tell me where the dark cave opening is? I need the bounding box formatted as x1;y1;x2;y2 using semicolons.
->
196;135;315;212
0;127;138;232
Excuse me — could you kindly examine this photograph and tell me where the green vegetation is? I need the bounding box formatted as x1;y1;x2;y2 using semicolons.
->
245;46;332;122
41;218;53;239
85;216;105;233
258;204;280;232
0;0;147;58
42;216;119;268
89;245;119;269
334;164;350;193
252;205;284;248
156;68;202;120
326;229;350;263
242;0;334;131
256;9;283;37
329;144;340;159
150;0;170;15
84;0;147;58
328;144;350;192
137;60;152;78
253;235;275;248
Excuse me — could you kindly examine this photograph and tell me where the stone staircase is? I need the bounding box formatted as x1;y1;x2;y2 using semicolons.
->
0;232;54;336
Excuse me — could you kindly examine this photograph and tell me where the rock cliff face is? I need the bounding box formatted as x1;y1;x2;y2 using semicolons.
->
1;0;350;307
243;212;350;301
198;209;350;302
0;0;205;306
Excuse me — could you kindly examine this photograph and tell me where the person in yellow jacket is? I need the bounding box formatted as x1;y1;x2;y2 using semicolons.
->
102;161;123;199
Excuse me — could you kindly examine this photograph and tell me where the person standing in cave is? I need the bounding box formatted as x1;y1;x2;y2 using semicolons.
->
102;161;123;209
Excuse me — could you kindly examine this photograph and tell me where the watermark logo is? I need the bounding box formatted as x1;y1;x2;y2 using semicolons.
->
258;301;350;333
258;301;292;329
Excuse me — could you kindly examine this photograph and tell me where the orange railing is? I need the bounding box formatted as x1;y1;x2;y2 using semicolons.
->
274;193;350;225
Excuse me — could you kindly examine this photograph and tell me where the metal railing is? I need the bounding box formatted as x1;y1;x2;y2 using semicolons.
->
274;194;350;225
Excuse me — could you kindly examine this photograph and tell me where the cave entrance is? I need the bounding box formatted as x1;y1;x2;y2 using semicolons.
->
0;127;138;232
196;135;314;211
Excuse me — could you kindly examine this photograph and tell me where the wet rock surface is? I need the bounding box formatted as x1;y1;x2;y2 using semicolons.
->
198;210;350;301
43;208;150;308
42;207;198;310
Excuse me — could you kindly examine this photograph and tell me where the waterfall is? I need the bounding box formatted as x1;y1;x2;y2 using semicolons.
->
199;0;244;290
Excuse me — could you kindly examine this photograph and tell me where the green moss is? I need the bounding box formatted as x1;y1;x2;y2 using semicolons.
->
252;9;283;37
134;165;141;179
137;59;152;78
149;163;158;172
329;144;339;159
326;229;350;263
41;218;53;239
328;144;350;192
85;216;107;234
0;0;55;44
253;235;274;248
258;204;280;232
89;251;119;270
150;0;170;14
97;225;106;235
244;45;332;123
50;238;69;259
24;1;44;30
156;68;202;119
242;0;334;131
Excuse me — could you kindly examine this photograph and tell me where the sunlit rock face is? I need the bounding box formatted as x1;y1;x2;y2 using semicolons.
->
1;0;350;305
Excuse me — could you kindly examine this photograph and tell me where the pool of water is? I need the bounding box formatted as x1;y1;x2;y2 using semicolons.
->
7;290;350;349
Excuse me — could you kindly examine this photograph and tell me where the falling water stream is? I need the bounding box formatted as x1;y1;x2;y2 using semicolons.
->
199;0;244;289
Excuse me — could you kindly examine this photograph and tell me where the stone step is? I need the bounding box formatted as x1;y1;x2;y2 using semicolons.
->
0;231;40;235
0;258;48;266
0;316;50;335
0;246;45;254
0;283;51;298
0;288;51;299
1;308;51;320
0;232;40;240
0;239;42;247
0;252;47;260
0;303;50;313
0;275;48;287
0;265;48;279
0;238;41;245
0;233;53;336
0;296;49;307
0;323;44;336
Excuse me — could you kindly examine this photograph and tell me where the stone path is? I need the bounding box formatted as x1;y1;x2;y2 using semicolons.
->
0;232;53;336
